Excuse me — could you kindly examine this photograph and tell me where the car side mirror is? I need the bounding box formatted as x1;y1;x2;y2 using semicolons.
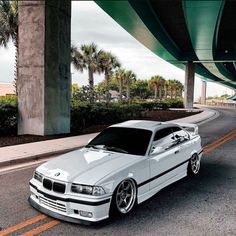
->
150;146;165;155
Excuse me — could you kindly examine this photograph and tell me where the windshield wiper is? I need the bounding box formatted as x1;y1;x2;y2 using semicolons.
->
104;146;128;154
85;144;105;150
86;145;128;154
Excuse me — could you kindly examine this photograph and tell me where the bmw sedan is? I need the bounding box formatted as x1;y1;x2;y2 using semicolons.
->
29;120;202;224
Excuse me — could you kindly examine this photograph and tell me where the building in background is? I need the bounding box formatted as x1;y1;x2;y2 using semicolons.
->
0;83;15;96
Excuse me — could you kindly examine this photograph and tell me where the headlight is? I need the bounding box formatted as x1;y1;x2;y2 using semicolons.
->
33;171;43;183
71;184;106;196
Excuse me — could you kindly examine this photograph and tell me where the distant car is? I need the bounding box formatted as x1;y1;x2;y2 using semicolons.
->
29;120;202;224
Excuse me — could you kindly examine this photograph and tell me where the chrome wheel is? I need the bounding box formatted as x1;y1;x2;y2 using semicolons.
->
115;179;136;214
190;154;200;174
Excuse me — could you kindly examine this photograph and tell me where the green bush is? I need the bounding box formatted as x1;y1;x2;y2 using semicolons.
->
134;99;183;110
0;95;17;106
0;96;18;135
0;96;183;136
166;99;184;108
70;99;183;133
70;100;143;133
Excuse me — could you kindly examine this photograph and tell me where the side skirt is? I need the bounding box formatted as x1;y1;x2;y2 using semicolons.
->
137;171;187;204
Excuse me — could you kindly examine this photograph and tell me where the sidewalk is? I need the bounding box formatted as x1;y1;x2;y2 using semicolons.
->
0;107;218;168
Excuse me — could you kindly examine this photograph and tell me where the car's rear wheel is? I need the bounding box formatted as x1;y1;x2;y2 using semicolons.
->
110;179;137;217
188;153;201;175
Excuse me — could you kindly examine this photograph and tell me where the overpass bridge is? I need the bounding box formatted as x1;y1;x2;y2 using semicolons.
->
96;0;236;107
17;0;236;135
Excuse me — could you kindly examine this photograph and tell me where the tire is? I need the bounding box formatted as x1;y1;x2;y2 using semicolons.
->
188;153;201;176
109;179;137;217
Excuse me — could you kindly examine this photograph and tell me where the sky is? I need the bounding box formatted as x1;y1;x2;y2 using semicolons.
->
0;1;234;100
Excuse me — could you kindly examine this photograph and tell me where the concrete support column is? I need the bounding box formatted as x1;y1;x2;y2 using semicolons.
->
184;62;195;109
201;80;207;105
18;0;71;135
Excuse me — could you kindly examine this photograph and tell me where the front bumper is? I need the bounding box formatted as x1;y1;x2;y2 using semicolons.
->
29;182;111;224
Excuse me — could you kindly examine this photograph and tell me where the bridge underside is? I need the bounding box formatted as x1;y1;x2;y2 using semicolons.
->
96;0;236;90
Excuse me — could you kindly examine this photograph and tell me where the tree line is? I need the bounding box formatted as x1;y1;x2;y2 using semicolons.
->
71;43;184;102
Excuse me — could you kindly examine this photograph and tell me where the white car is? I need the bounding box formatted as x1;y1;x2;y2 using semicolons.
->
29;120;202;224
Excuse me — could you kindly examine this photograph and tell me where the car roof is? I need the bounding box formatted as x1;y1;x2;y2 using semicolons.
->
110;120;179;131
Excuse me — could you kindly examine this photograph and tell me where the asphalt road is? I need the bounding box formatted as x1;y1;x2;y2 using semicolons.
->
0;107;236;236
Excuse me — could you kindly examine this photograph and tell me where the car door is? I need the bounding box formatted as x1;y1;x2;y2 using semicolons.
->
149;127;181;190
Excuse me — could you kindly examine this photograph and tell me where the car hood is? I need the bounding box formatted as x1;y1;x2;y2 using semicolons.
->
37;148;142;185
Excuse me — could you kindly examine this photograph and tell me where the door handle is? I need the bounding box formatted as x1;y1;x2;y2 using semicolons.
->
175;150;180;154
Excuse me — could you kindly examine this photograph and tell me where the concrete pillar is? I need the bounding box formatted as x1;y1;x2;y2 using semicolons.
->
18;0;71;135
201;80;207;105
184;62;195;109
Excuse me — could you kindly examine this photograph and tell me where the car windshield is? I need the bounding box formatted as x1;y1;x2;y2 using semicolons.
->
86;127;152;156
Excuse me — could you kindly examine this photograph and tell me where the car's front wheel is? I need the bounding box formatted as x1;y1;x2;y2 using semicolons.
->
188;153;201;175
110;179;137;217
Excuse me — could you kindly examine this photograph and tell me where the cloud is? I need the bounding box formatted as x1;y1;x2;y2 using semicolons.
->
0;1;233;98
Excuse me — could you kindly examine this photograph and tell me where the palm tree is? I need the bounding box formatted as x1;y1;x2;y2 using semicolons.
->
99;51;120;102
113;68;126;101
174;80;184;98
148;75;164;100
123;70;136;103
164;80;168;99
167;79;175;99
0;0;18;92
71;43;103;102
170;80;181;99
165;80;172;99
158;77;165;100
71;45;85;72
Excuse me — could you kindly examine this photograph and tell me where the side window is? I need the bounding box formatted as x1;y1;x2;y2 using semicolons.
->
154;128;173;141
152;128;175;150
172;127;181;132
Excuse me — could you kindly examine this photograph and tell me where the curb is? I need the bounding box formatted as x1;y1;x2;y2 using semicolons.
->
0;146;80;168
194;110;219;125
171;108;218;125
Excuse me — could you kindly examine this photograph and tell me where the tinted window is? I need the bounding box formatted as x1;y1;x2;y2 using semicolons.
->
154;128;173;141
87;127;152;156
172;126;182;132
152;128;175;151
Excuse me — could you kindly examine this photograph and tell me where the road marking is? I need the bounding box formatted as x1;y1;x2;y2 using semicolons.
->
0;214;47;236
204;129;236;154
20;220;60;236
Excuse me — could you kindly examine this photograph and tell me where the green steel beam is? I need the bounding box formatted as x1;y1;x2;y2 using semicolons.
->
96;0;180;64
96;0;236;89
183;0;236;87
183;1;223;60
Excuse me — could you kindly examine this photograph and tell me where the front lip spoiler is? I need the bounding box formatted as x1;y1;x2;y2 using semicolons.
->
28;197;106;225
